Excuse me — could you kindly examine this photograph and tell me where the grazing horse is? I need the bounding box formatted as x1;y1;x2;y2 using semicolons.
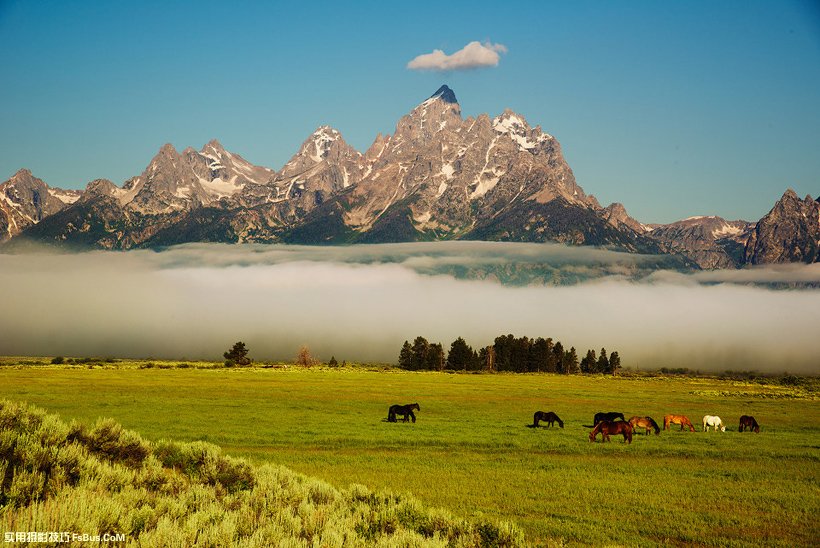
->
628;416;660;435
593;412;626;426
532;411;564;428
702;415;726;432
387;403;420;423
738;415;760;433
589;420;633;444
663;414;696;432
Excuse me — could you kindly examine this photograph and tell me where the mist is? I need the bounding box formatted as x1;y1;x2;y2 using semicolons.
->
1;242;818;373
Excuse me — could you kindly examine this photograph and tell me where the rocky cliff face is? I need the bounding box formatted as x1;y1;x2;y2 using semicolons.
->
744;190;820;264
645;216;754;269
0;169;80;241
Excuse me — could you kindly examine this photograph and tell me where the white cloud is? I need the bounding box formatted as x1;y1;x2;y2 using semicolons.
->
407;41;508;71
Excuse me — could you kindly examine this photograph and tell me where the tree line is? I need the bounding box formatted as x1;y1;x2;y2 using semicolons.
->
398;334;621;374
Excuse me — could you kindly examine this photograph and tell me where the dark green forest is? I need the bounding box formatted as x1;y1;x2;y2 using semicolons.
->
398;334;620;374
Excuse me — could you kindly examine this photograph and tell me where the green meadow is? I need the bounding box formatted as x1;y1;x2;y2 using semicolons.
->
0;361;818;546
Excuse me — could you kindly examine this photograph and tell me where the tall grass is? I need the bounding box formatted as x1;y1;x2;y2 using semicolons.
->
0;400;522;547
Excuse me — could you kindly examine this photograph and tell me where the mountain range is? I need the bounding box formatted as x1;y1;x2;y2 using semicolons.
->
2;85;818;268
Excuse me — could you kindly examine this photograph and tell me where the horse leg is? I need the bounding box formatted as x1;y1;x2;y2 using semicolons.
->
409;411;416;423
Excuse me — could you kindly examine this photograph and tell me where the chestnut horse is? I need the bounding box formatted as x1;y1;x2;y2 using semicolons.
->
663;414;696;432
702;415;726;432
532;411;564;428
738;415;760;433
589;420;633;444
628;416;660;435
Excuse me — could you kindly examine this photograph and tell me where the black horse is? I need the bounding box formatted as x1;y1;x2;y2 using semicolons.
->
593;412;625;426
532;411;564;428
738;415;760;433
388;403;420;423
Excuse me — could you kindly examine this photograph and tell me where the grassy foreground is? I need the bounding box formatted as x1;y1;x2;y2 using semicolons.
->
0;399;521;547
0;361;818;546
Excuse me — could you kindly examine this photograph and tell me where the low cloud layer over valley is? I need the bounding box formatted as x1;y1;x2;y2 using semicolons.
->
1;243;818;373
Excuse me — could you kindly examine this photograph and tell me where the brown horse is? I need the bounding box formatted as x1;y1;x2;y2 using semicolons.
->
589;420;633;444
738;415;760;433
663;414;696;432
628;416;660;435
532;411;564;428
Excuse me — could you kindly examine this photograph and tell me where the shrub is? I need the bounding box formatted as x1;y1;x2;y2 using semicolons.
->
50;356;65;365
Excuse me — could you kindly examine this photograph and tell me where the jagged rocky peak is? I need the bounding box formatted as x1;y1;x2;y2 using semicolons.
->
429;84;458;104
744;188;820;264
81;178;118;200
492;109;554;152
0;169;78;240
285;125;361;170
602;202;646;234
412;85;462;120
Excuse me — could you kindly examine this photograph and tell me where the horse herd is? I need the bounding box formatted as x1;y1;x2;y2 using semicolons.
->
580;412;760;443
386;404;761;444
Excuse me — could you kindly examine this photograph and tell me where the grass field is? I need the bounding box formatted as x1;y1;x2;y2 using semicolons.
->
0;361;818;546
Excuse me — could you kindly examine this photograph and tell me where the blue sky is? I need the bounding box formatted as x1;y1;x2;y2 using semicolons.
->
1;0;818;223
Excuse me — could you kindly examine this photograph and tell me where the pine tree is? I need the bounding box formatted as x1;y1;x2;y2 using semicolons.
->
223;341;251;366
543;338;556;372
426;342;445;371
552;342;565;374
565;347;580;374
328;356;338;367
608;351;621;375
597;347;609;374
447;337;478;370
411;336;430;371
398;341;413;369
581;349;596;373
530;337;550;372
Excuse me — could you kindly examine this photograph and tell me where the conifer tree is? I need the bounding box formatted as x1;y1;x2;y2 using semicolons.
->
597;348;609;374
565;347;580;374
426;342;445;371
552;341;565;374
581;349;596;373
608;351;621;375
223;341;251;366
447;337;478;370
398;341;413;369
411;336;430;371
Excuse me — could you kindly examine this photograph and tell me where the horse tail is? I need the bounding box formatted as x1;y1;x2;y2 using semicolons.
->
649;417;660;434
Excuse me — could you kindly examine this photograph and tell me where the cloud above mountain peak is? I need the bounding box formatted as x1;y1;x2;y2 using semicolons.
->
407;41;507;71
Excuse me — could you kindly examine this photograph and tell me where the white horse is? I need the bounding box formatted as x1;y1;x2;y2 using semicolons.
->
702;415;725;432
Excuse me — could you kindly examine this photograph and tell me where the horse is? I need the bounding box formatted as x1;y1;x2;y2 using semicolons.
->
387;403;420;423
702;415;726;432
738;415;760;433
628;416;660;435
663;414;696;432
532;411;564;428
593;412;625;426
589;420;633;444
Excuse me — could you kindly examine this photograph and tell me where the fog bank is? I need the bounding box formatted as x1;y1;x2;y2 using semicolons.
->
1;243;818;373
